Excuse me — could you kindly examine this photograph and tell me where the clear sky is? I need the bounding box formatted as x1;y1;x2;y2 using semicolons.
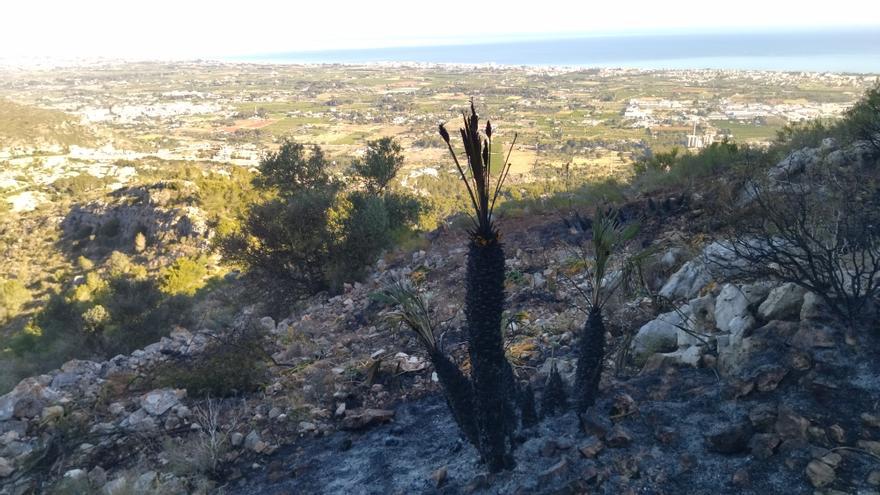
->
2;0;879;59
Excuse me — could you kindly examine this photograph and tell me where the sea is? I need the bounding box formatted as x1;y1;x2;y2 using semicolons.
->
240;28;880;73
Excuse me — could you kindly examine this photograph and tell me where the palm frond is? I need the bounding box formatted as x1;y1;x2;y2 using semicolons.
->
376;280;437;353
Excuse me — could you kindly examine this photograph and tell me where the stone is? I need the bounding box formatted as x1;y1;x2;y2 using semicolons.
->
244;430;262;451
863;413;880;428
858;440;880;456
732;468;750;488
140;389;184;416
790;323;836;349
0;457;14;477
230;432;244;447
103;476;129;495
578;436;604;458
133;471;157;493
806;459;836;488
340;409;395;430
63;468;87;480
714;284;751;333
580;410;613;439
749;403;778;431
753;365;789;392
631;307;688;362
606;426;632;448
828;424;846;444
749;433;781;459
659;346;703;367
123;408;158;432
431;466;448;488
13;396;44;419
820;452;842;469
41;405;64;422
88;466;107;487
775;407;809;439
868;470;880;486
659;260;711;301
758;283;806;321
800;292;829;321
259;316;276;333
705;420;753;454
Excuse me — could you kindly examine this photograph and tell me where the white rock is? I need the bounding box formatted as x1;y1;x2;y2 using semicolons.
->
0;457;15;477
632;307;689;363
758;283;807;321
660;346;703;367
259;316;276;333
140;389;184;416
659;261;710;301
63;468;87;480
714;284;751;333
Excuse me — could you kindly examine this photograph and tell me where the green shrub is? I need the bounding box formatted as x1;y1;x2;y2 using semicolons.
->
160;257;209;296
351;137;405;193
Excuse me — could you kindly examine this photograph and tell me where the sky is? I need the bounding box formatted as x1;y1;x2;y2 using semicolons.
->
2;0;879;59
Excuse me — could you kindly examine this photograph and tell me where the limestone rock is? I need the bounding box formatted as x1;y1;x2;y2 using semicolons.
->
758;283;806;321
140;389;185;416
0;457;14;478
631;307;688;363
805;459;835;488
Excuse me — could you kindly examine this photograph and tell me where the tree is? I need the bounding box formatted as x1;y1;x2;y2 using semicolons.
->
351;137;405;193
842;83;880;153
253;140;333;196
439;103;519;472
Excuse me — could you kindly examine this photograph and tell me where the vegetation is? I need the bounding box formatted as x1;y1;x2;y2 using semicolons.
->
567;209;638;412
0;278;30;324
219;137;420;299
440;104;518;472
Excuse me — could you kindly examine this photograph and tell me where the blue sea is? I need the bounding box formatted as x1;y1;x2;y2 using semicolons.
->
241;28;880;73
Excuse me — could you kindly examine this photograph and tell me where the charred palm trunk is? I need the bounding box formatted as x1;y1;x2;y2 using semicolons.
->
429;349;479;448
466;237;515;471
574;307;606;412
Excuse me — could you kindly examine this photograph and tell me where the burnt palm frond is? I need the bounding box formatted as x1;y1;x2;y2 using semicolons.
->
440;101;518;240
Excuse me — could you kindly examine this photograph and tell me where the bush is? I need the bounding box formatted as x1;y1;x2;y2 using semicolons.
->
160;256;209;296
219;138;421;300
152;323;268;398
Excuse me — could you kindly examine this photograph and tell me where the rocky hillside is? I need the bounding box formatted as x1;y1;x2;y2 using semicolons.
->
2;137;880;494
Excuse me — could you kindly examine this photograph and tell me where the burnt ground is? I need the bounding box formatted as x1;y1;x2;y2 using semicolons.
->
226;326;880;495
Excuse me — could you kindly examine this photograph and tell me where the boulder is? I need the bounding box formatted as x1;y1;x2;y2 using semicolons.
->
799;292;830;321
714;284;751;333
659;261;710;301
658;346;703;367
140;389;185;416
631;307;689;363
0;457;13;477
758;283;806;321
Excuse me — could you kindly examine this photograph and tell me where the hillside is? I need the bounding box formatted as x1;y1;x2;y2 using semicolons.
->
1;107;879;493
0;99;94;152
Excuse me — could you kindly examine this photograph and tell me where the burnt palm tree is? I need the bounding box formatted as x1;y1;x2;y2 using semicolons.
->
439;102;518;472
377;281;479;448
570;209;638;412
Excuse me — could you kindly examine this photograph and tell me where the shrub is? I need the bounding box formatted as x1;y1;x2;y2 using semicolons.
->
160;257;209;296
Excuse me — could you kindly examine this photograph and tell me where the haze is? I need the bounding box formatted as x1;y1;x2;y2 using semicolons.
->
3;0;880;59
